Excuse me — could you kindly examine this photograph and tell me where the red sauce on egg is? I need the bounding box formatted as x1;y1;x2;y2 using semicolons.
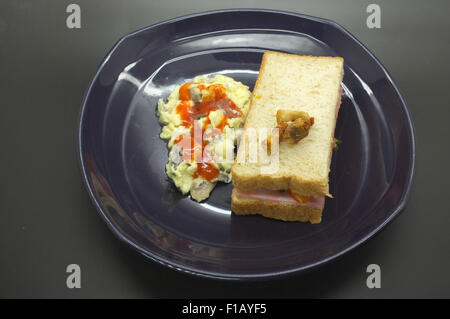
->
176;83;242;128
194;162;219;181
173;82;242;181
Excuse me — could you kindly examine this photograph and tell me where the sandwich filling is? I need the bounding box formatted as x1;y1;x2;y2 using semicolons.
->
233;188;325;209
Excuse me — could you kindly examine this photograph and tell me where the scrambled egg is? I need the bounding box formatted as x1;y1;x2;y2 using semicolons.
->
157;74;251;200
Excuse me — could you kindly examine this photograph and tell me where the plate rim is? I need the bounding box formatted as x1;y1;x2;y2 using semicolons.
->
76;8;416;281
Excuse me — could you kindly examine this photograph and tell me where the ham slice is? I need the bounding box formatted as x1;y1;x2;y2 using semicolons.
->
234;188;325;210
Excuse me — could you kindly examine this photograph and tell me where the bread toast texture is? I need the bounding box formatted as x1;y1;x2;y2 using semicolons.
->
232;51;344;197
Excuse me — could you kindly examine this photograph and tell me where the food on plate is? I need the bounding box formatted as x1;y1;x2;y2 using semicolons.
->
231;51;344;223
266;110;314;152
157;74;251;201
275;109;314;144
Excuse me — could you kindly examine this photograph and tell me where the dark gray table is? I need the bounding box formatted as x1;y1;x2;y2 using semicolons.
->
1;0;448;298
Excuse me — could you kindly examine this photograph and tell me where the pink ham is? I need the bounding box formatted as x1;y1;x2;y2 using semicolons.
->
234;188;325;210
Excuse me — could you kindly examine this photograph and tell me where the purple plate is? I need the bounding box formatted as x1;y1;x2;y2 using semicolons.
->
77;9;415;280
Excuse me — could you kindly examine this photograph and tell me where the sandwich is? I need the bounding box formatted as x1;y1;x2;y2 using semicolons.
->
231;51;344;223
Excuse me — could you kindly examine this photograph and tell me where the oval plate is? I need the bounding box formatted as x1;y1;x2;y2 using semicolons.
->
78;9;415;280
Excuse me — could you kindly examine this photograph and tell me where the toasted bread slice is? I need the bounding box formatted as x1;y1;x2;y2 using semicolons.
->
232;52;344;197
